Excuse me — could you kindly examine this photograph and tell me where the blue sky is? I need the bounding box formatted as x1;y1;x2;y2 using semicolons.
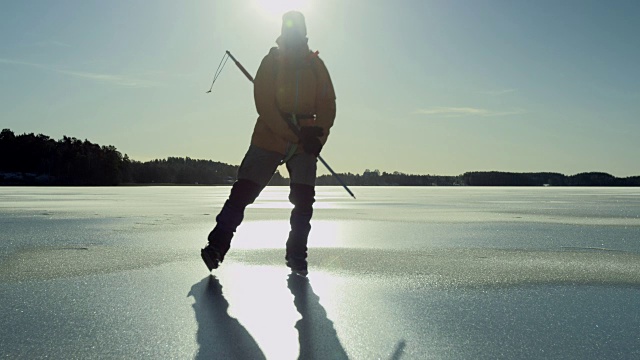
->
1;0;639;176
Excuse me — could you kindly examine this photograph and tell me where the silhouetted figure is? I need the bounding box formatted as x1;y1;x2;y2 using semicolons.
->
201;11;337;276
188;276;266;360
287;275;349;359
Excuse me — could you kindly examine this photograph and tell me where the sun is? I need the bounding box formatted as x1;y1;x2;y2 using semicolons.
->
254;0;311;17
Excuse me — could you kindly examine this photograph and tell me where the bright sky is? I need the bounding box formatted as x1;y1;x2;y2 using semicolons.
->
1;0;639;176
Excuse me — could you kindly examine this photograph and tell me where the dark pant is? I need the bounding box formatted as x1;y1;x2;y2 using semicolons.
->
208;145;317;261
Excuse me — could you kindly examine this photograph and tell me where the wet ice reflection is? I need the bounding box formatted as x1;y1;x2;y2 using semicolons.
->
232;220;345;248
189;264;348;359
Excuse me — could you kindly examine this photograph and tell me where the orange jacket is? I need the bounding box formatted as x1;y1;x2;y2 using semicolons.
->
251;42;336;155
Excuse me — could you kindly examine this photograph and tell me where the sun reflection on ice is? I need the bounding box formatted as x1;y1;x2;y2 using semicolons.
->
217;264;348;360
233;220;345;248
217;264;299;359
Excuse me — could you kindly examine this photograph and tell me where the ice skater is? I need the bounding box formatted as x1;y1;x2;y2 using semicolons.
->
201;11;337;276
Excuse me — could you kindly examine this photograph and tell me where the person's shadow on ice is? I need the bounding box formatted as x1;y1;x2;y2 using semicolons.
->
287;274;349;359
188;276;266;360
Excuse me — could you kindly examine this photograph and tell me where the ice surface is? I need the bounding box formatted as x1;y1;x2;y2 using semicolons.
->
1;187;639;359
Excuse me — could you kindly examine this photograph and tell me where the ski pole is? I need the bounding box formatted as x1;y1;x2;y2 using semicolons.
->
224;50;356;199
225;51;255;82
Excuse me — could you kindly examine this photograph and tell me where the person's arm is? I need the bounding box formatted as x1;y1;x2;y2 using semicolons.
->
313;57;336;145
254;48;298;143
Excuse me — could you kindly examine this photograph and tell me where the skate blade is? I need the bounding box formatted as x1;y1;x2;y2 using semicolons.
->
291;269;308;277
201;249;220;272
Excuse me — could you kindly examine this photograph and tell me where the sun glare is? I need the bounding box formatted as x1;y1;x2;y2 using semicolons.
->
254;0;311;18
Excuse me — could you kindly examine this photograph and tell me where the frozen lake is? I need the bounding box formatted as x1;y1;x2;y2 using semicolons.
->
1;186;640;359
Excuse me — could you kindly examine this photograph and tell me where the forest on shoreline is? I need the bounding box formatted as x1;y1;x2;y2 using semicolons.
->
2;129;639;186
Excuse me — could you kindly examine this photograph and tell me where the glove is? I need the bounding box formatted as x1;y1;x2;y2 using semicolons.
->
299;126;324;157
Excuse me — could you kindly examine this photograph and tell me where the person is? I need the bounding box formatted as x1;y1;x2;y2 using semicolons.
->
201;11;336;276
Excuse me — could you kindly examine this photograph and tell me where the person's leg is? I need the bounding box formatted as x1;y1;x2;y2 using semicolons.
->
203;146;282;269
285;152;317;274
205;179;262;261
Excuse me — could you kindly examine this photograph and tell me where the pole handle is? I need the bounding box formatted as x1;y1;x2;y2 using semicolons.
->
226;50;254;82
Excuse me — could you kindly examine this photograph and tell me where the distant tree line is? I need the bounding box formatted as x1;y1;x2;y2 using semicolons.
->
129;157;237;185
0;129;126;185
316;169;463;186
1;129;639;186
318;169;640;186
127;157;287;185
0;129;284;186
462;171;640;186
